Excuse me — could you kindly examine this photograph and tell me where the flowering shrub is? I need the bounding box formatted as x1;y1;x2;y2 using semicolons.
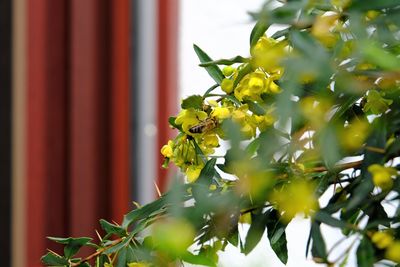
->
43;0;400;266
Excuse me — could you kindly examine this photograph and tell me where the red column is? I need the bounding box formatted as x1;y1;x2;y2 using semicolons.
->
110;0;131;221
26;0;68;265
69;0;110;238
157;0;179;192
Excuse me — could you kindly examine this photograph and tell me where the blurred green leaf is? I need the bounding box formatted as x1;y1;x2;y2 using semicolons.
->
245;100;266;115
193;44;224;84
47;237;92;259
357;237;375;267
349;0;400;11
182;252;217;267
314;211;349;230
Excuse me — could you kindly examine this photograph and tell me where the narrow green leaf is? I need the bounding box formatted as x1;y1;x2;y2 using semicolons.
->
265;210;288;264
250;19;269;47
199;56;249;67
100;219;126;237
245;138;260;156
349;0;400;11
122;196;166;228
203;84;219;97
314;211;349;229
311;222;327;261
193;44;224;84
233;64;252;88
244;212;267;255
116;246;127;267
168;116;182;131
245;100;266;115
357;237;375;267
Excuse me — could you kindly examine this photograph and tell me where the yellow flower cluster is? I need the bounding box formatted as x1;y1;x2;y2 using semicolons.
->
368;164;397;190
270;179;318;223
371;231;400;262
161;35;285;183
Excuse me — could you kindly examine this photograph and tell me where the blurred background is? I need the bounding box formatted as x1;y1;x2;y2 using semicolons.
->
0;0;349;266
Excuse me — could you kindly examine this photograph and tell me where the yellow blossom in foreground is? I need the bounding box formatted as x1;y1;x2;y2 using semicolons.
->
371;231;394;249
152;218;195;256
368;164;397;190
311;12;340;47
203;133;219;147
339;119;370;150
271;180;318;223
385;241;400;262
186;165;203;183
161;140;174;158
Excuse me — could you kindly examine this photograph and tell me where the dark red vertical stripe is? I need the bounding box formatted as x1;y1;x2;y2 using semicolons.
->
110;0;131;221
69;0;110;238
157;0;179;192
27;0;68;265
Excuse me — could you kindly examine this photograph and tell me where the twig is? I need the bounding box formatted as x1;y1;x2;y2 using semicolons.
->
70;237;123;267
306;160;363;173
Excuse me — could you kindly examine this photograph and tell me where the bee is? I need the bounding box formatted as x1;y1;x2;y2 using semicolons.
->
189;117;218;134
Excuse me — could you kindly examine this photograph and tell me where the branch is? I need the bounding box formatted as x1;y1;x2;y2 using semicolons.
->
306;160;363;173
70;237;123;267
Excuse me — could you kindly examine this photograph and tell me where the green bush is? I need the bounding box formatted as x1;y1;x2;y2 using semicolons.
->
43;0;400;266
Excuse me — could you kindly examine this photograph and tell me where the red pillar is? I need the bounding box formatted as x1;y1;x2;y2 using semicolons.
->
157;0;179;192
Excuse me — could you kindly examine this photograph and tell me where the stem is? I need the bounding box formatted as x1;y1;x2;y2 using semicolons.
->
306;160;363;173
70;238;123;267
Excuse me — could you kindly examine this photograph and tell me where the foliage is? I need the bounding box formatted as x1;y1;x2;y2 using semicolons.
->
43;0;400;266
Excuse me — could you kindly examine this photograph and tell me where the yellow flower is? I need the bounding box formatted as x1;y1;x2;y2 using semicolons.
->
248;75;265;94
371;231;394;249
311;13;340;47
212;107;231;120
241;123;256;139
251;37;286;72
253;113;276;131
186;165;203;183
339;120;370;150
221;78;234;94
203;133;219;147
385;241;400;262
368;164;397;190
271;180;318;223
265;78;281;94
222;66;235;77
161;140;174;158
207;99;218;107
175;108;208;134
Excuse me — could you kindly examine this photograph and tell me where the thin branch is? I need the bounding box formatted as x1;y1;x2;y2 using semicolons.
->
70;238;123;267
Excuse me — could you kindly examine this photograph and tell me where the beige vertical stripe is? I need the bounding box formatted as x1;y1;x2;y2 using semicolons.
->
12;0;27;266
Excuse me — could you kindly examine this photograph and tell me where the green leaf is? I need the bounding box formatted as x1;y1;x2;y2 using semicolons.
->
196;158;217;185
349;0;400;11
245;138;260;156
47;237;92;259
181;95;204;110
168;116;182;131
245;100;266;115
182;252;217;267
41;252;69;266
199;56;249;67
310;222;327;261
224;95;242;106
203;84;219;97
250;19;269;47
100;219;126;237
265;209;288;264
357;237;375;267
122;196;166;228
233;64;252;88
243;212;267;255
116;246;127;267
314;211;349;230
193;44;224;84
